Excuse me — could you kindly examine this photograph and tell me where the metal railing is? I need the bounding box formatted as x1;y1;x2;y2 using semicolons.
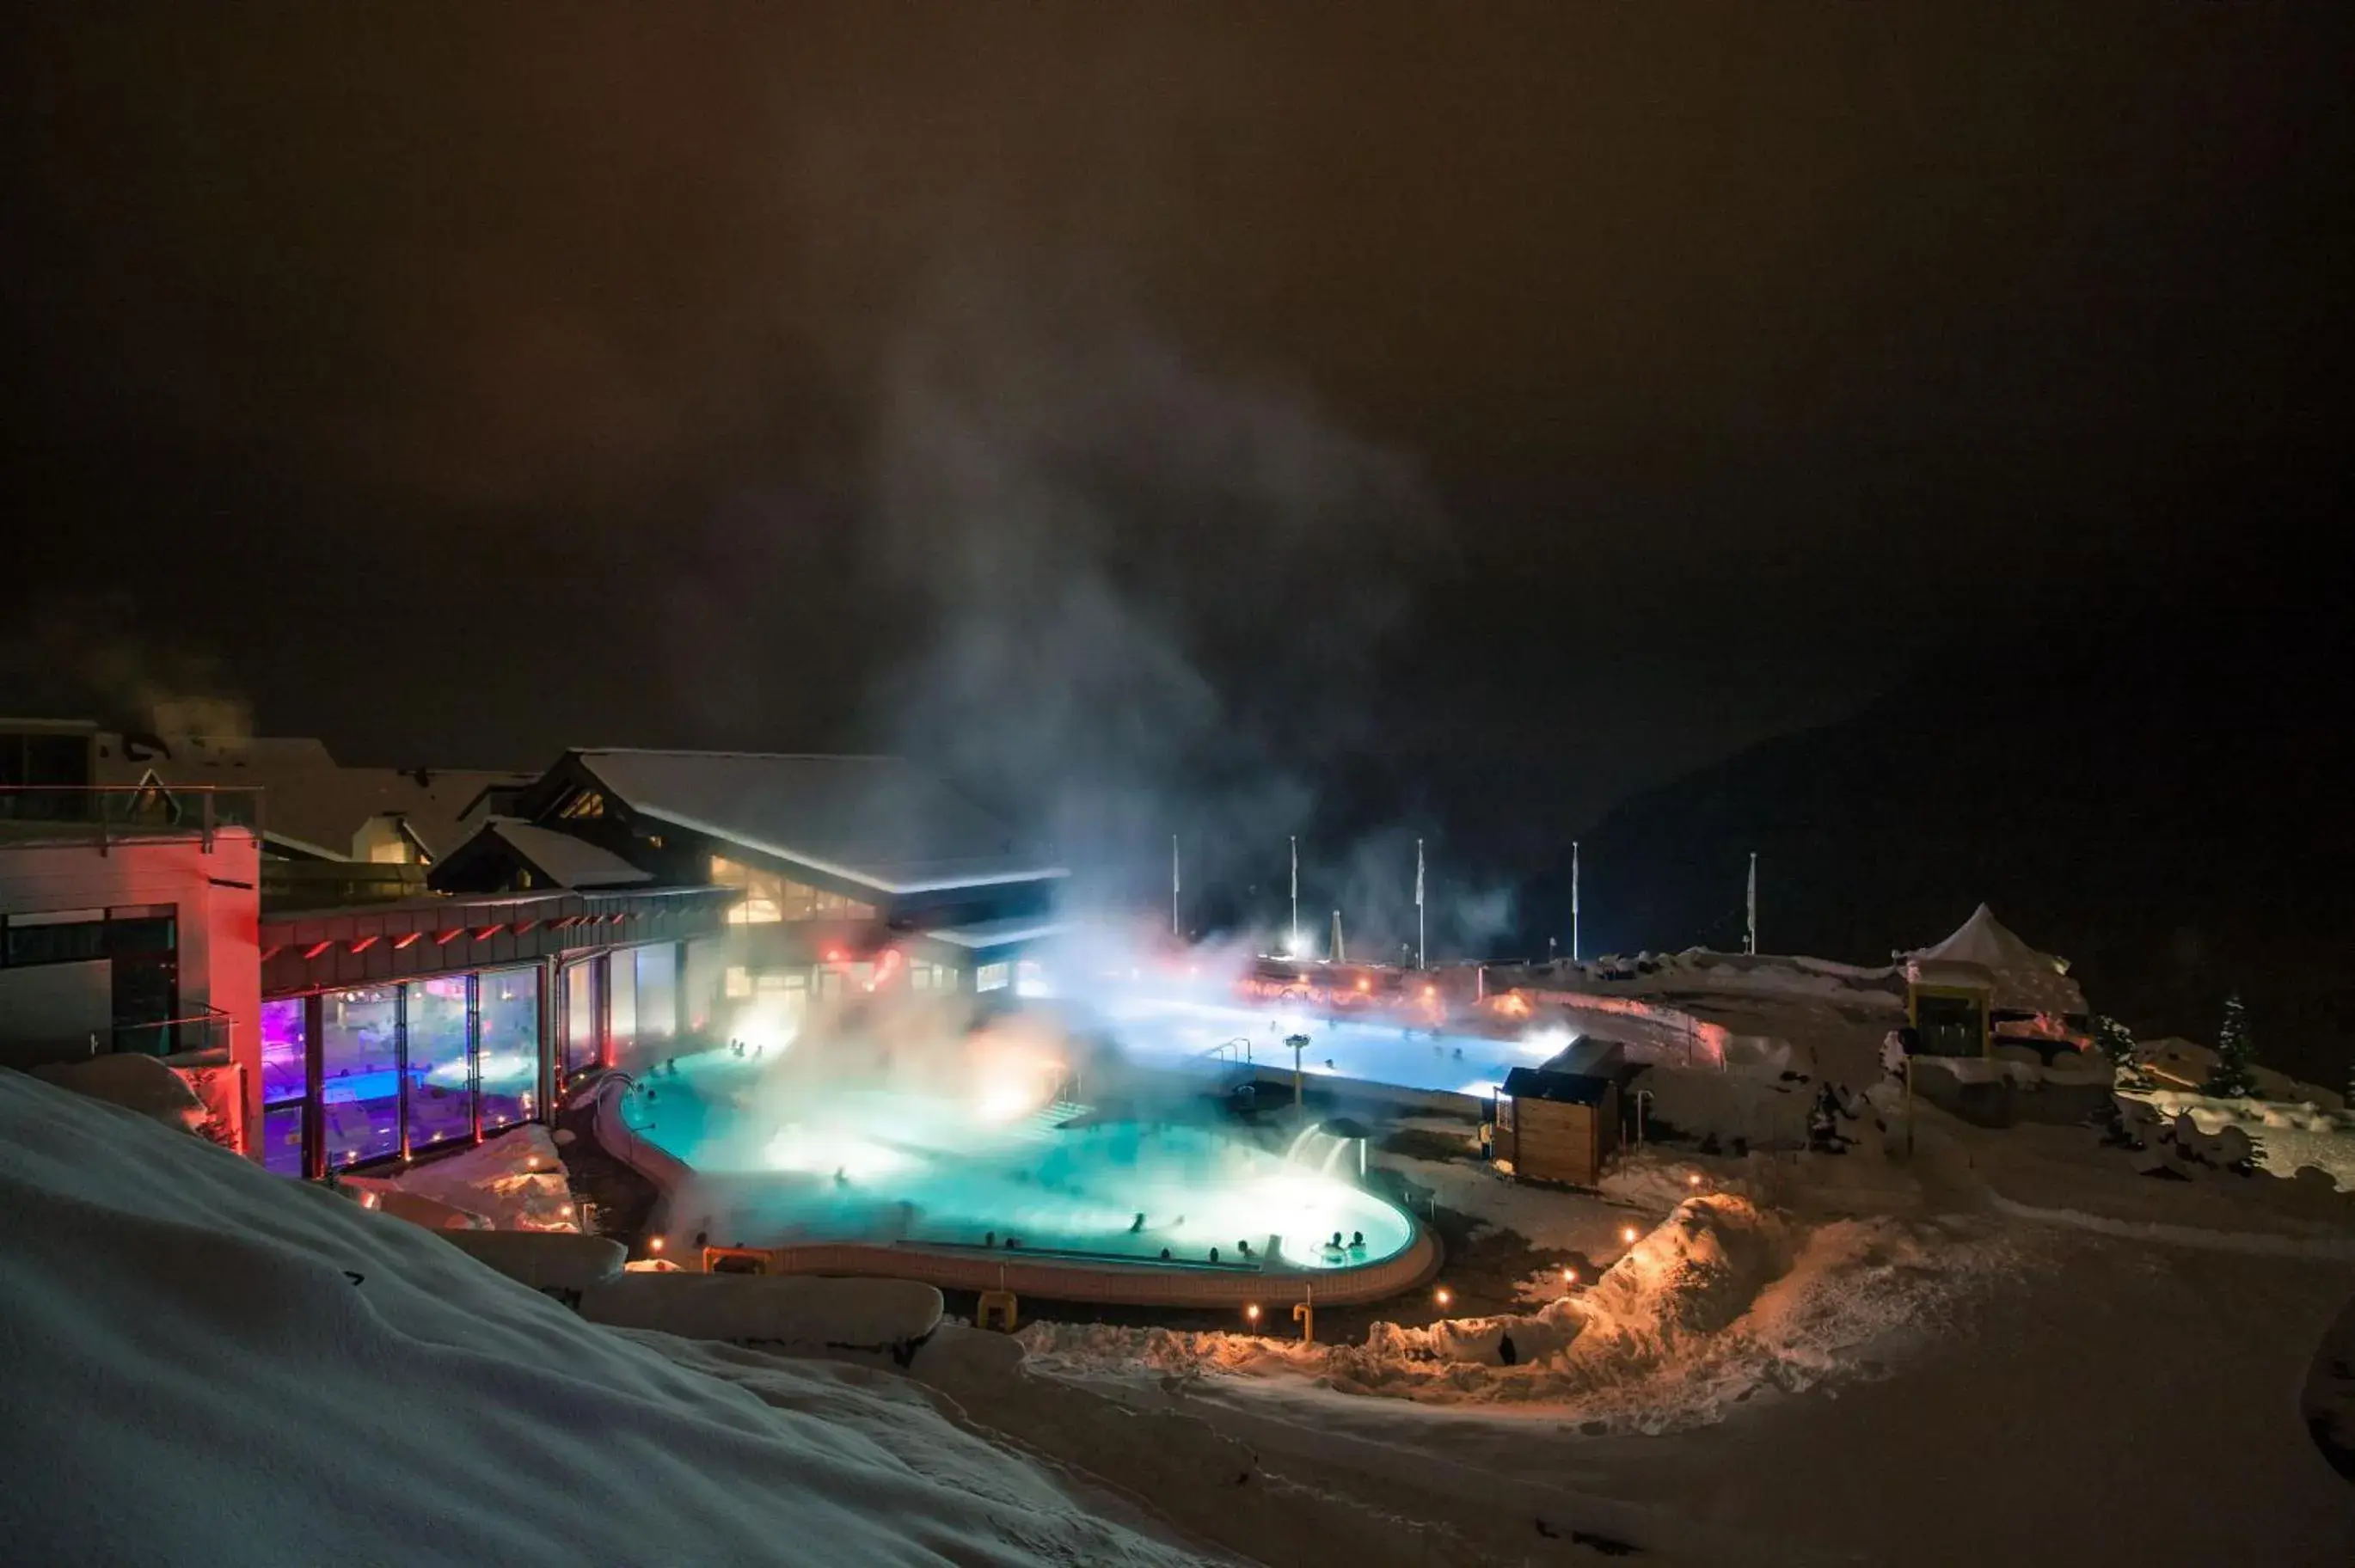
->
111;1005;236;1058
0;784;264;852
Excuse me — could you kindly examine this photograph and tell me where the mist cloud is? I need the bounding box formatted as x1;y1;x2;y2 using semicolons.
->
860;278;1446;920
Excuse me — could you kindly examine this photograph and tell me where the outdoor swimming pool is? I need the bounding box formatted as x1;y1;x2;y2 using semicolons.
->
618;1051;1418;1274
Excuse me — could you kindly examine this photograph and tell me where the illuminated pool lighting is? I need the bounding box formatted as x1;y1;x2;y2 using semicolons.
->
621;1052;1416;1273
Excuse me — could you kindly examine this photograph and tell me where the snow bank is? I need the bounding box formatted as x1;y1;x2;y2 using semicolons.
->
2131;1089;2355;1185
0;1070;1211;1566
439;1228;627;1299
383;1124;582;1231
1021;1197;2005;1434
31;1051;205;1130
580;1273;944;1360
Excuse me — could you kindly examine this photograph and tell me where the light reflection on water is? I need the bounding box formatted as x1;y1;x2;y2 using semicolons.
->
624;1053;1413;1270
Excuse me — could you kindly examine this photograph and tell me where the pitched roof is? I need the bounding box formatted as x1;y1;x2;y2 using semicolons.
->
95;733;529;862
485;821;653;889
924;916;1066;951
1500;1066;1614;1106
569;750;1065;895
1912;903;2086;1016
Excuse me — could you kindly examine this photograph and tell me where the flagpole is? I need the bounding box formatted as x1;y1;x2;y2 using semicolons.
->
1745;851;1757;956
1414;838;1426;970
1571;840;1581;962
1289;835;1299;957
1171;835;1181;940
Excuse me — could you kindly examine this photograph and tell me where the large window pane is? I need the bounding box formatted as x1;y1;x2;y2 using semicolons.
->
563;962;597;1080
261;1102;305;1179
259;997;308;1177
479;966;539;1131
634;945;677;1048
260;997;308;1106
403;977;472;1151
321;986;401;1167
608;952;636;1067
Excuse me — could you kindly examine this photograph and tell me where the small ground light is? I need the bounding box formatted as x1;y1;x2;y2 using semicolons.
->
1619;1225;1639;1246
1244;1303;1260;1324
1435;1287;1453;1308
1686;1172;1703;1188
648;1236;665;1253
1562;1266;1577;1285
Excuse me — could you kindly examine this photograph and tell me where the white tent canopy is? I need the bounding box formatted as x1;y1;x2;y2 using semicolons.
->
1911;903;2085;1017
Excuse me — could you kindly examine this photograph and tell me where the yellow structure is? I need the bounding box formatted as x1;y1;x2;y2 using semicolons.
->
977;1289;1019;1332
1904;958;1994;1058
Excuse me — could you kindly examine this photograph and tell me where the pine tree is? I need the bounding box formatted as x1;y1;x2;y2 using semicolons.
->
2201;992;2260;1100
2094;1014;2150;1091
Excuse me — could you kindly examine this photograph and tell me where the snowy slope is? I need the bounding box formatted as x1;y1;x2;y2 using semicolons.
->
0;1071;1216;1567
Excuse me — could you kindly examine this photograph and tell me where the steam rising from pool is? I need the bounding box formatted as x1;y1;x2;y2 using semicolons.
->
625;988;1414;1271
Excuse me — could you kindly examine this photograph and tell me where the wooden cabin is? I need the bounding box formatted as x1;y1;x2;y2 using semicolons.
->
1498;1066;1619;1187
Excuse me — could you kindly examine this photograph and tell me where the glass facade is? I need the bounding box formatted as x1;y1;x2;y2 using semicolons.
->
563;961;598;1080
284;965;552;1175
321;985;402;1167
478;967;538;1130
403;977;472;1151
608;952;636;1064
260;997;308;1178
634;944;677;1046
976;961;1010;993
711;855;878;924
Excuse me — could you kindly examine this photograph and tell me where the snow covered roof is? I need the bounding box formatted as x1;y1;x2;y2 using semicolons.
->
569;750;1067;896
1500;1066;1614;1106
96;732;527;862
1539;1038;1624;1077
924;916;1067;951
1910;904;2085;1016
483;821;654;889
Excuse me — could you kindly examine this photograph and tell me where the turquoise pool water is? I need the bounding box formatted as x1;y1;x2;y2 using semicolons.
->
621;1051;1414;1271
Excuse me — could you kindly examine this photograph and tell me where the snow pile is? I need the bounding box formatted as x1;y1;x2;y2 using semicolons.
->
378;1124;582;1230
1021;1197;2006;1434
2127;1089;2355;1185
1597;1146;1745;1211
0;1070;1211;1566
31;1051;205;1131
580;1273;943;1361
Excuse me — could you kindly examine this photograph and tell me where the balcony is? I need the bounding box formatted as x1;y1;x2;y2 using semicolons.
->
0;784;264;852
261;859;433;914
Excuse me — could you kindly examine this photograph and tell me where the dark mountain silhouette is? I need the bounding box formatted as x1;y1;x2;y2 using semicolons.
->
1518;589;2350;1087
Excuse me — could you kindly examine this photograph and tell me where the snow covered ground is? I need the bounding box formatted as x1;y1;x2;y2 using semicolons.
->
371;1124;583;1230
1018;1193;2006;1430
2133;1087;2355;1185
9;1054;2352;1567
0;1071;1218;1566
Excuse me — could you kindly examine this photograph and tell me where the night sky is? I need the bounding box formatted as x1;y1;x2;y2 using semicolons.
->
4;7;2347;903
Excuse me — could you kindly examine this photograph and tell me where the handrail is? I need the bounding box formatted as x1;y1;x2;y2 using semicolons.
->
112;1005;235;1058
0;784;264;853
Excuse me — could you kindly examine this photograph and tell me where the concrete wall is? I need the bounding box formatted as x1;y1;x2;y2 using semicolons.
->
0;831;261;1148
